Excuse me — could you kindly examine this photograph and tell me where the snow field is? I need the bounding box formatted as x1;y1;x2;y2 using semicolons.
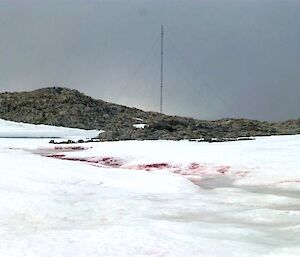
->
0;119;101;139
0;118;300;257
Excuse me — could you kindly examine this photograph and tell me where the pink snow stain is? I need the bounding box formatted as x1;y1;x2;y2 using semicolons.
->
44;146;255;187
188;162;202;170
135;163;171;171
44;152;300;188
217;166;230;174
49;154;66;159
47;154;240;178
47;154;124;167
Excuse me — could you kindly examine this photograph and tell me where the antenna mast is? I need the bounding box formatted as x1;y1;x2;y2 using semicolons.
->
160;24;164;113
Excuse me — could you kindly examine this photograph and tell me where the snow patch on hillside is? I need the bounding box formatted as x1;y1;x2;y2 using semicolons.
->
133;123;147;129
0;119;101;139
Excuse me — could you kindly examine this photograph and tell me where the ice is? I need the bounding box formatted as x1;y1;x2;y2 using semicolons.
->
0;121;300;256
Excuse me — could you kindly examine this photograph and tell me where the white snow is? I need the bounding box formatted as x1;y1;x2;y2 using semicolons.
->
132;117;144;122
0;119;100;139
60;136;300;188
0;120;300;257
133;123;147;129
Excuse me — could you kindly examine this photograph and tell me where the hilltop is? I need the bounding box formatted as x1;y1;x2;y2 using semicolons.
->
0;87;299;140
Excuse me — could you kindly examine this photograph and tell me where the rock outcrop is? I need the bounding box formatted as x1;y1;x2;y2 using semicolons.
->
0;87;299;140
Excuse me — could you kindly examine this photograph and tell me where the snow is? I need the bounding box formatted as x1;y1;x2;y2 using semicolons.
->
0;120;300;257
54;136;300;187
133;123;147;129
132;117;144;122
0;119;100;139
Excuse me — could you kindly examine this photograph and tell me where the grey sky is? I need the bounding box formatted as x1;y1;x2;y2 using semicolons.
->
0;0;299;121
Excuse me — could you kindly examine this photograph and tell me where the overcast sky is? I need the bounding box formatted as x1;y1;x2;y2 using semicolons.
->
0;0;299;121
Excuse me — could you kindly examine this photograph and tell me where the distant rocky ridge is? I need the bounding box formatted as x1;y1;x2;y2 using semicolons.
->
0;87;299;140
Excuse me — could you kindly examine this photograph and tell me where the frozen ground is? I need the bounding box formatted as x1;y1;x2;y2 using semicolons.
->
0;120;300;257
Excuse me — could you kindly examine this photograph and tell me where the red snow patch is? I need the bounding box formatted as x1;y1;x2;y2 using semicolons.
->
124;162;236;178
136;163;171;171
217;166;230;174
178;163;207;175
49;154;66;159
188;162;202;170
100;157;123;167
46;153;238;177
124;163;185;174
47;154;123;168
45;153;250;187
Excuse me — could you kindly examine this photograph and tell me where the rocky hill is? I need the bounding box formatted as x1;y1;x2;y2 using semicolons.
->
0;87;299;140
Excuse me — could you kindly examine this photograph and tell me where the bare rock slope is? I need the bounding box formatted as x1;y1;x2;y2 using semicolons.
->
0;87;299;140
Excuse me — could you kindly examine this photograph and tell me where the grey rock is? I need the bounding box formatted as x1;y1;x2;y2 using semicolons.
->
0;87;299;141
